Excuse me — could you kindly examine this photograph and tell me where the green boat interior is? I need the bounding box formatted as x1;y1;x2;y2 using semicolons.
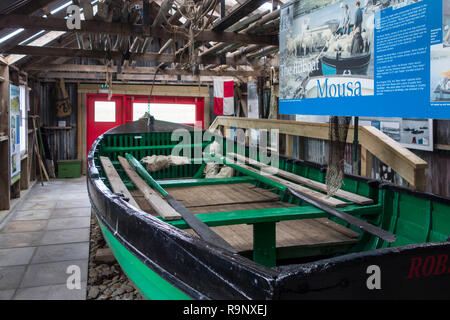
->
93;130;450;268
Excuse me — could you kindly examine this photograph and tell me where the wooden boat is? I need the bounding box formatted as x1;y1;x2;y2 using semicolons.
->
87;118;450;299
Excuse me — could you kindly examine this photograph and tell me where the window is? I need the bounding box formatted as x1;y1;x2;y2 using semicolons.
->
94;101;116;122
133;103;196;124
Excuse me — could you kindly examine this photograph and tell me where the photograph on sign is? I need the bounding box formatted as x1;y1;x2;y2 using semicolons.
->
431;2;450;102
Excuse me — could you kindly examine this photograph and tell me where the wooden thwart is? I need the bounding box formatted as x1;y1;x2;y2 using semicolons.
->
228;153;373;205
118;156;181;221
100;156;140;209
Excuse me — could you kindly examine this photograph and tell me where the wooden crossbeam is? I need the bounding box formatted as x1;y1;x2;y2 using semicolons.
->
0;15;278;46
99;156;140;209
212;0;267;32
228;153;374;205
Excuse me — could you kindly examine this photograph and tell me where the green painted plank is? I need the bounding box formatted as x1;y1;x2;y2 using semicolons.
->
164;204;382;230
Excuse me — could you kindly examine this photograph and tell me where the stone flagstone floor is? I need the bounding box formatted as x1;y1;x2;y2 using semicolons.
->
0;177;90;300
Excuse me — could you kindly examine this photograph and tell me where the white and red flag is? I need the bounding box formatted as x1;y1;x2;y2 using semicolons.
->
213;79;234;115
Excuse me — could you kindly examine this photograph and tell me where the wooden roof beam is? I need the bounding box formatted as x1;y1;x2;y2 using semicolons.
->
26;63;264;77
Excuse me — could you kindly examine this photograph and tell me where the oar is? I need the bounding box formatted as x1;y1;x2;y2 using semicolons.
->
125;153;238;253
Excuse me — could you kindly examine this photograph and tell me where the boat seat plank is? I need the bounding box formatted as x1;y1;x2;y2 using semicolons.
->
185;218;359;253
168;183;281;208
100;156;141;209
118;156;182;221
228;153;373;205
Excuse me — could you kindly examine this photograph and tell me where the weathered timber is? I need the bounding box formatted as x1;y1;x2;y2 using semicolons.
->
100;156;140;209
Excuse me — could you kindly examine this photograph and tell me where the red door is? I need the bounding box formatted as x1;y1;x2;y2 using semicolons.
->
86;95;123;152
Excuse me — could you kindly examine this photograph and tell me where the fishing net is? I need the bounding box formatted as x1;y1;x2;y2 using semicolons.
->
326;116;351;196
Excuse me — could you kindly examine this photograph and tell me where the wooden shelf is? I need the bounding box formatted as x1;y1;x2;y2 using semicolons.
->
0;135;8;142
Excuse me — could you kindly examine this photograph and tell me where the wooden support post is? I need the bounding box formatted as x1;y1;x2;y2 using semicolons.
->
11;181;20;199
297;136;305;160
361;147;373;178
224;126;231;139
253;222;276;267
228;153;373;205
413;169;426;192
118;156;181;220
